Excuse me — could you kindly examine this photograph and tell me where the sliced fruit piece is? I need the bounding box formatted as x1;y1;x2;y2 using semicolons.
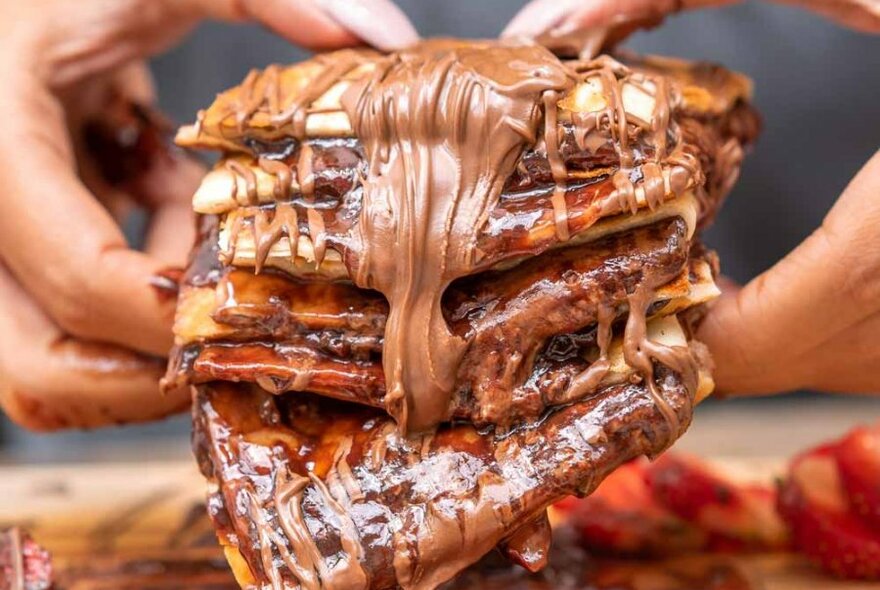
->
779;445;880;580
835;425;880;532
554;460;707;557
645;454;788;552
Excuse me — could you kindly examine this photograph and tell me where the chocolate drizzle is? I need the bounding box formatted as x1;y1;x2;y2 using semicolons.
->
555;301;614;404
271;50;373;137
173;40;761;589
541;90;571;241
225;160;258;205
253;205;300;274
339;42;575;432
296;142;328;267
623;282;699;441
182;42;739;434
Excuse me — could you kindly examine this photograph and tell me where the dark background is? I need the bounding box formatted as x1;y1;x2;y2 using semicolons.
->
3;1;878;460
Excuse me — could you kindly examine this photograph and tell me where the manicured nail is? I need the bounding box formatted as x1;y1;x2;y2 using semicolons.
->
502;0;572;38
316;0;420;50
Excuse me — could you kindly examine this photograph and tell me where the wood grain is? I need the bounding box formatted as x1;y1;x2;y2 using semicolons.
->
1;459;877;589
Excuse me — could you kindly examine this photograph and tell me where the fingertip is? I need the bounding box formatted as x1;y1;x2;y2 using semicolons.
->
239;0;368;50
501;0;569;39
135;148;206;208
714;275;742;297
315;0;420;51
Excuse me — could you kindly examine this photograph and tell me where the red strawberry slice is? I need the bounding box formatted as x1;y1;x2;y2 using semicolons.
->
835;425;880;532
554;460;706;557
779;445;880;580
645;454;788;552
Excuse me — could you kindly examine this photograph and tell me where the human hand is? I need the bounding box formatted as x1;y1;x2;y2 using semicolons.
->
503;0;880;39
698;150;880;396
0;0;418;430
505;0;880;397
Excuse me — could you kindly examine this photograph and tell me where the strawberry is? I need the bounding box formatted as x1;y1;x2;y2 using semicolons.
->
645;454;788;552
554;460;706;557
834;425;880;532
779;445;880;580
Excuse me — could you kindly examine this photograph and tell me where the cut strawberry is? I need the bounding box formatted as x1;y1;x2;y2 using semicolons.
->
834;425;880;532
779;445;880;580
554;460;706;557
645;454;788;552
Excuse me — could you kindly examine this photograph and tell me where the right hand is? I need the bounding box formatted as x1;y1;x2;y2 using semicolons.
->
503;0;880;38
0;0;418;431
504;0;880;398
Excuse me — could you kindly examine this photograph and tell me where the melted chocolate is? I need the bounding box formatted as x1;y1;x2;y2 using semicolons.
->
337;42;574;432
168;218;697;427
182;43;760;433
171;39;760;589
193;366;694;589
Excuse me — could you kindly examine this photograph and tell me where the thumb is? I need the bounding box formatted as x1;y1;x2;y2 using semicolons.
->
29;0;416;88
502;0;736;39
698;149;880;395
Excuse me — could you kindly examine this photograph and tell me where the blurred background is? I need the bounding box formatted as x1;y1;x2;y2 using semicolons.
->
1;0;878;462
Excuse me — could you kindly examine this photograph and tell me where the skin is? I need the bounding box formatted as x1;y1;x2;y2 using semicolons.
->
505;0;880;396
1;1;876;430
0;0;418;430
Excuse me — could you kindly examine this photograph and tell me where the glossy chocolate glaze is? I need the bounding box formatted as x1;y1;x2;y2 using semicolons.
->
215;101;753;283
443;532;758;590
200;43;757;433
193;363;693;590
168;217;693;427
171;40;759;589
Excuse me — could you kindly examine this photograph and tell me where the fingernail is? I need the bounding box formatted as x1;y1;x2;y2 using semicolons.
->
501;0;573;38
316;0;420;51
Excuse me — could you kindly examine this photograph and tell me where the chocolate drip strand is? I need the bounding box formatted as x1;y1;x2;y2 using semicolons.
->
542;90;571;241
340;44;575;432
224;160;259;205
623;282;699;445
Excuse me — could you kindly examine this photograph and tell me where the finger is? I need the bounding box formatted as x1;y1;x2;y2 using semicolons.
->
502;0;736;39
0;263;188;432
64;68;140;219
502;0;580;38
774;0;880;33
196;0;418;50
315;0;420;50
32;0;390;89
0;71;177;355
110;61;157;105
698;150;880;395
135;149;202;266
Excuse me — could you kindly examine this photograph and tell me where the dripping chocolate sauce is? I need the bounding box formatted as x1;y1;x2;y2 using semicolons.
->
173;39;762;590
215;41;701;436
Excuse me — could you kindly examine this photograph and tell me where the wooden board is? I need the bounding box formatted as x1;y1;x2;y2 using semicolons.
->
1;459;878;589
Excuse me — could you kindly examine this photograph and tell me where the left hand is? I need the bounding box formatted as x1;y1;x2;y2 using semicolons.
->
502;0;880;39
0;0;419;431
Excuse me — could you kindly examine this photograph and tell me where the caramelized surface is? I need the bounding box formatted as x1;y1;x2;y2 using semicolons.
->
171;40;759;589
194;367;693;590
169;218;697;426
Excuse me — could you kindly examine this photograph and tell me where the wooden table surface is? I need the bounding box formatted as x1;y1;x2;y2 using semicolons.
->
2;457;879;589
1;396;879;587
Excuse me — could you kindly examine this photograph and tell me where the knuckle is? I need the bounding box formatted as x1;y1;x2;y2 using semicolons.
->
819;221;880;311
51;271;100;337
0;373;59;432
